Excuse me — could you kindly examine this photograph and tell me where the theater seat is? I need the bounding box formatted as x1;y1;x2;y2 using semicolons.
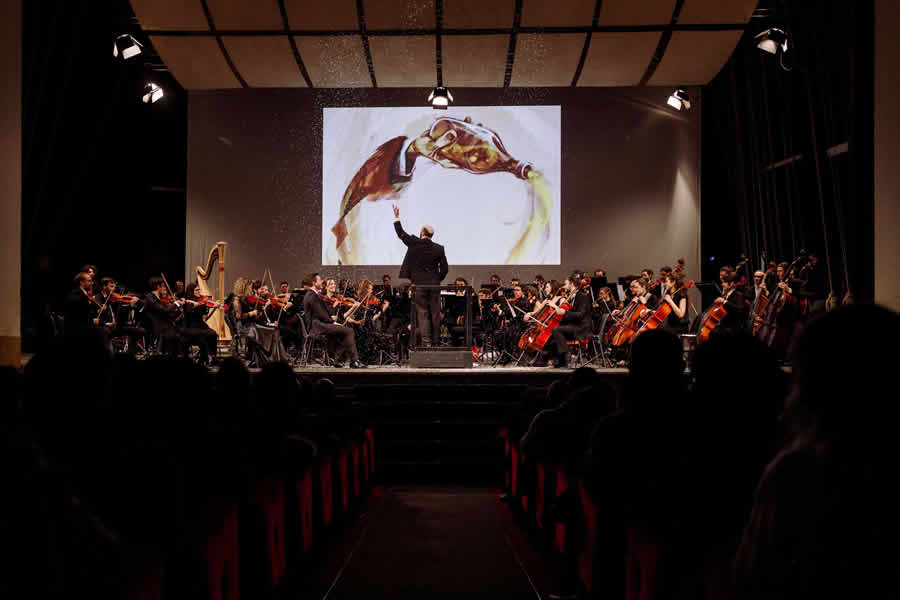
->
625;527;662;600
205;505;240;600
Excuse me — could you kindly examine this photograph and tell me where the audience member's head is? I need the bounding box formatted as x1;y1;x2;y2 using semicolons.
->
629;329;684;383
786;304;900;444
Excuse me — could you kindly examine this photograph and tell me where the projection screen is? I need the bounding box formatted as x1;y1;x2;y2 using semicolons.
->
323;106;561;266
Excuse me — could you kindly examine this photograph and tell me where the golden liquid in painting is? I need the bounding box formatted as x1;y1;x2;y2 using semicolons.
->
505;170;552;265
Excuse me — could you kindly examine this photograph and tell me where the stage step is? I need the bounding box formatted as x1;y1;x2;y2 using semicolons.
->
350;383;534;482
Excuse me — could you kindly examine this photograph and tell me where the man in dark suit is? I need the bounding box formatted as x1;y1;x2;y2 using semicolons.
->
548;272;593;368
63;271;99;336
301;273;365;368
143;276;184;355
392;204;449;347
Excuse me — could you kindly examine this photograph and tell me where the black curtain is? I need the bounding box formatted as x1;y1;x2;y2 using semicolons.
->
701;0;873;302
22;0;187;351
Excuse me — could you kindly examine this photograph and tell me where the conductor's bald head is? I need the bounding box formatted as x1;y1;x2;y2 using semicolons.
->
420;225;434;239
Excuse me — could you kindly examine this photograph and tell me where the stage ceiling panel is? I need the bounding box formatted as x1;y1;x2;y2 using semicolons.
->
596;0;677;26
521;0;596;28
205;0;283;30
369;36;436;87
650;30;744;86
294;35;371;87
149;35;241;89
222;35;306;87
510;34;586;87
679;0;758;24
442;35;509;87
443;0;515;29
364;0;436;30
132;0;755;89
129;0;209;30
578;32;662;87
283;0;359;30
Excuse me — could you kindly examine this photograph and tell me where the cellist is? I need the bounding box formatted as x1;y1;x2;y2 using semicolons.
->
712;273;748;333
660;271;690;334
546;272;593;369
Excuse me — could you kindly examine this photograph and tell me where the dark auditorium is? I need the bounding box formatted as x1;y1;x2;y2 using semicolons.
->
4;0;900;598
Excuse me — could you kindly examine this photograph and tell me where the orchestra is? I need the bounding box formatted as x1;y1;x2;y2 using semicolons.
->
56;249;825;369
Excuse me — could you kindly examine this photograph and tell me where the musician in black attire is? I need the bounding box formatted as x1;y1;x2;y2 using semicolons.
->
384;285;412;361
181;282;219;365
63;271;99;336
445;278;480;347
660;271;690;334
143;276;184;355
94;277;145;354
301;273;365;368
714;273;748;333
392;204;449;347
547;273;594;368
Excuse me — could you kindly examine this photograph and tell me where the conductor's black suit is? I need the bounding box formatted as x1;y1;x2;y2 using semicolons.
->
394;219;449;346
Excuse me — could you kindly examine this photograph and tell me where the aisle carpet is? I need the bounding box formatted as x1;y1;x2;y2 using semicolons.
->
323;487;541;599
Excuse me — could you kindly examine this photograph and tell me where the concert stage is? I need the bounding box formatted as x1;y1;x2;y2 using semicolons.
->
282;364;630;483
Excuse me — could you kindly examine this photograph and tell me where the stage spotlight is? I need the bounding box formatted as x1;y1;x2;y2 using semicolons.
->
113;34;143;60
142;82;163;104
755;27;789;55
428;87;453;110
667;88;690;111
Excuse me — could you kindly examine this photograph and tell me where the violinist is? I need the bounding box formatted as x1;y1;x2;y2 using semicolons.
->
344;279;382;364
660;271;689;334
301;273;365;368
173;280;186;300
94;277;145;354
274;280;302;349
546;272;593;369
79;264;100;295
181;282;219;365
534;274;546;300
712;273;748;333
144;276;184;356
64;271;100;336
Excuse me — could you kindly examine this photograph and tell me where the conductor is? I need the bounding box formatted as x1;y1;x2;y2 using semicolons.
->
392;204;448;346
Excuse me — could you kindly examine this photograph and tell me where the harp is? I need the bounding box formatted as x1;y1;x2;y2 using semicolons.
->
196;241;231;343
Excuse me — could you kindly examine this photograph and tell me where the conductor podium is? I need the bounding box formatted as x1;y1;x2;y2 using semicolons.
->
409;347;473;369
408;284;474;369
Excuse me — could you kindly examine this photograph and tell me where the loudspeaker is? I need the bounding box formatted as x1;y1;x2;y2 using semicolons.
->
408;348;473;368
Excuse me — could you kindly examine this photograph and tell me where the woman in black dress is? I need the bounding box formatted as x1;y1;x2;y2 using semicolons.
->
660;271;689;335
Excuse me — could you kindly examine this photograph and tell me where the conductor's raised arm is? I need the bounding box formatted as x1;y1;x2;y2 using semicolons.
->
392;204;415;246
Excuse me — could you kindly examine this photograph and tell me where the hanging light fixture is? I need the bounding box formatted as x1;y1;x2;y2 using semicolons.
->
113;34;143;60
666;88;691;111
142;82;163;104
428;87;453;110
755;27;789;55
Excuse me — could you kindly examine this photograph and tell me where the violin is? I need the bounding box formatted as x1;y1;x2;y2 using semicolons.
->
109;292;140;304
184;296;228;310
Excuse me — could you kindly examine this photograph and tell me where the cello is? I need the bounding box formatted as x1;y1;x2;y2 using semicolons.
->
634;280;695;337
517;278;590;353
